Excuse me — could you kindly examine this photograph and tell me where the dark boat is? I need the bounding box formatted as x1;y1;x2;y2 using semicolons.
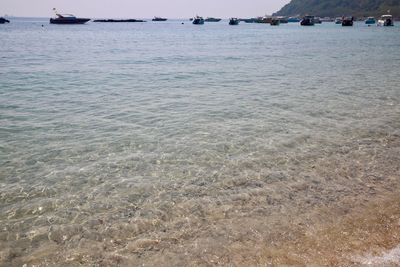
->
0;17;10;24
94;19;146;23
342;16;354;26
229;18;240;25
152;17;167;21
192;16;204;25
205;17;221;22
300;15;315;26
270;19;280;26
50;9;90;24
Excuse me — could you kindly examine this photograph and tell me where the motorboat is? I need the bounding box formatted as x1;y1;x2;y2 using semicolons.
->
205;17;221;22
377;15;394;26
270;18;280;26
276;16;288;23
0;17;10;24
314;17;322;24
255;16;272;24
365;17;376;25
152;17;167;21
192;16;204;25
300;15;315;26
50;9;90;24
335;17;343;24
288;17;301;23
229;18;240;25
342;16;354;26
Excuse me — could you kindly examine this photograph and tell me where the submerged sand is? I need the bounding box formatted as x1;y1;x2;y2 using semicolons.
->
1;127;399;266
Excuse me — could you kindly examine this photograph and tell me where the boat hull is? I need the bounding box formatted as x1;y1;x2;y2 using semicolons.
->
288;18;301;23
342;21;353;26
229;19;239;25
300;20;314;26
270;20;280;26
0;18;10;24
192;19;204;25
50;18;90;24
205;18;221;22
152;18;167;21
377;20;394;26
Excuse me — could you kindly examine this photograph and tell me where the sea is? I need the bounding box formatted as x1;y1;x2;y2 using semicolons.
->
1;17;400;266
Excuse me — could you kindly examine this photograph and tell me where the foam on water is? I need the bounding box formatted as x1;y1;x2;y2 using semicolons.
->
1;18;400;265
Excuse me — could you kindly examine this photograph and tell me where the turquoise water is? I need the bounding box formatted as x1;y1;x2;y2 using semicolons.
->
1;18;400;265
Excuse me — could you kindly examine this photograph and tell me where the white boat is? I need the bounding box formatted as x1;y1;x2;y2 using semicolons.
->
335;17;342;24
377;15;394;26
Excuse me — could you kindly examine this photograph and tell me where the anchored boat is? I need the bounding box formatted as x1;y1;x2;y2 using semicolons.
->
0;17;10;24
229;18;240;25
365;17;376;25
152;17;167;21
270;18;280;26
50;9;90;24
205;17;221;22
377;15;394;26
342;16;354;26
335;17;343;24
301;16;315;26
192;16;204;25
288;17;301;23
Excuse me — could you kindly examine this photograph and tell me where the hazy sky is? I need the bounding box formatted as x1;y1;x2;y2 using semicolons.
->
1;0;290;18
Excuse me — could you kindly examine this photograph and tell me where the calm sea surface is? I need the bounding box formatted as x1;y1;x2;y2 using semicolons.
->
1;18;400;265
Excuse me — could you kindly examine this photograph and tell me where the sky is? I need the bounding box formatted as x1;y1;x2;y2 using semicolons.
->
1;0;290;18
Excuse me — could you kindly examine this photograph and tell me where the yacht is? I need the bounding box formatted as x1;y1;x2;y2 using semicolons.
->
0;17;10;24
377;15;394;26
50;9;90;24
192;16;204;25
365;17;376;25
229;18;240;25
300;15;315;26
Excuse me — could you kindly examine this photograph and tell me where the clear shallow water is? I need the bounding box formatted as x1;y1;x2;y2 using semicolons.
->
1;18;400;265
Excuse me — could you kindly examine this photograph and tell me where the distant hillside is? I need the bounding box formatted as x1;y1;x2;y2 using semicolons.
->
274;0;400;17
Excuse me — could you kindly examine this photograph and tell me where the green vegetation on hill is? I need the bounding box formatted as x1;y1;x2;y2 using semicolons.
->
274;0;400;17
